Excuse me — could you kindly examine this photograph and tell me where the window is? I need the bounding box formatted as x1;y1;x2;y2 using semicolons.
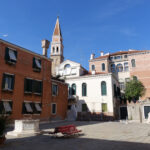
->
53;47;55;53
111;64;115;72
144;106;150;119
2;73;15;91
124;55;128;58
33;103;42;114
22;102;42;114
72;84;76;95
114;84;117;97
116;64;123;72
0;101;13;114
125;78;130;82
82;83;87;96
133;76;138;81
56;47;59;53
124;62;129;72
82;104;88;112
32;80;42;94
131;59;136;67
5;47;17;64
114;55;122;60
52;84;58;96
117;87;121;96
119;82;125;91
101;81;107;96
91;65;95;71
33;57;42;71
110;56;114;60
51;103;56;114
22;102;33;114
102;103;107;112
24;78;32;93
102;63;105;71
64;64;71;75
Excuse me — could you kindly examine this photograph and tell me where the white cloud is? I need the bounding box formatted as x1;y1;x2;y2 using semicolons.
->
2;34;8;37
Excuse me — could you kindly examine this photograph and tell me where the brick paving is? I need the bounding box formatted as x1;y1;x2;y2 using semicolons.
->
1;121;150;150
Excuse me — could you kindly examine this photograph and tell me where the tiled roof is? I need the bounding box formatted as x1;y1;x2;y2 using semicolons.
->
93;50;150;60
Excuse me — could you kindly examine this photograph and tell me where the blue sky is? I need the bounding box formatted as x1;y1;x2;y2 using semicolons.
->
0;0;150;69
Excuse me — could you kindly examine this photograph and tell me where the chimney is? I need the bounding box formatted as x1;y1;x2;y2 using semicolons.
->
42;39;50;57
100;51;104;56
90;53;95;60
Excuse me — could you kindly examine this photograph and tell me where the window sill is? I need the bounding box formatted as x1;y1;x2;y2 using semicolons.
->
33;68;41;72
33;93;42;96
24;91;32;95
5;60;16;65
2;89;13;92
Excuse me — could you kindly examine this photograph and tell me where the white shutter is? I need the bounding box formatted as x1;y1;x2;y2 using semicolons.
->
9;49;16;61
25;103;33;112
3;101;12;112
35;59;41;68
35;103;42;112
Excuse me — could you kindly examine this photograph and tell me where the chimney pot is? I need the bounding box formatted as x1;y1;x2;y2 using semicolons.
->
90;53;95;60
42;39;50;57
100;51;104;56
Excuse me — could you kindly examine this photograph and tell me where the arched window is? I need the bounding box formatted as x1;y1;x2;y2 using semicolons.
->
56;47;59;53
82;83;87;96
53;47;55;53
64;64;71;75
116;64;123;72
111;64;115;72
102;63;105;71
131;59;136;67
72;84;76;95
101;81;107;96
91;65;95;71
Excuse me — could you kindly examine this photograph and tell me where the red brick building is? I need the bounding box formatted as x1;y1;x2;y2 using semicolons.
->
0;39;68;121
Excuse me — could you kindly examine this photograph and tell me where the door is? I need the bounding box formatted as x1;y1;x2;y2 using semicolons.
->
120;107;128;119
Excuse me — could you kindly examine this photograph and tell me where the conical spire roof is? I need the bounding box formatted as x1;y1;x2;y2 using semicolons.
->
53;17;62;36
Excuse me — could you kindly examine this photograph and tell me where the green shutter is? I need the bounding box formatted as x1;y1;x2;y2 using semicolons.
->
101;81;107;95
5;47;10;61
102;103;107;112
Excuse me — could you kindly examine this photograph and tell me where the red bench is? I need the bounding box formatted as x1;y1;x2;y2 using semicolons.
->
49;124;82;136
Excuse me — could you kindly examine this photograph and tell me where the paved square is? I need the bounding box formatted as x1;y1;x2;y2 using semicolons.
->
1;121;150;150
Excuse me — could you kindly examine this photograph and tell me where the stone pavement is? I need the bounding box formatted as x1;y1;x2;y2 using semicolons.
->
1;121;150;150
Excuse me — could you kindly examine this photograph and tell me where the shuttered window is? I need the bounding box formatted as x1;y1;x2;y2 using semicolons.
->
102;103;107;112
5;47;17;63
102;63;105;71
2;73;15;91
32;80;42;94
24;78;32;93
33;57;42;71
0;101;13;114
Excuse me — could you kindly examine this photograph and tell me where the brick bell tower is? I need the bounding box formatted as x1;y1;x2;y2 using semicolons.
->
50;17;64;76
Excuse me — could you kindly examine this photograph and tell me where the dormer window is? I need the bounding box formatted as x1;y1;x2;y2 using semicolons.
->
5;47;17;64
33;57;41;72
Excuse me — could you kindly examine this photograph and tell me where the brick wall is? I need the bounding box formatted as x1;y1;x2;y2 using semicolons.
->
0;40;68;121
129;52;150;100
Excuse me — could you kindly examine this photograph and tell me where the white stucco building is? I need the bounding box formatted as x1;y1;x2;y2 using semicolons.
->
56;59;120;120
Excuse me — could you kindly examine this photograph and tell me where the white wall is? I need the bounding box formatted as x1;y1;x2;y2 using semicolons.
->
66;74;116;114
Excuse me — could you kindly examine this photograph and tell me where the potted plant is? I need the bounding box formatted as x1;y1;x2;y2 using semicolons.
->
0;115;8;145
